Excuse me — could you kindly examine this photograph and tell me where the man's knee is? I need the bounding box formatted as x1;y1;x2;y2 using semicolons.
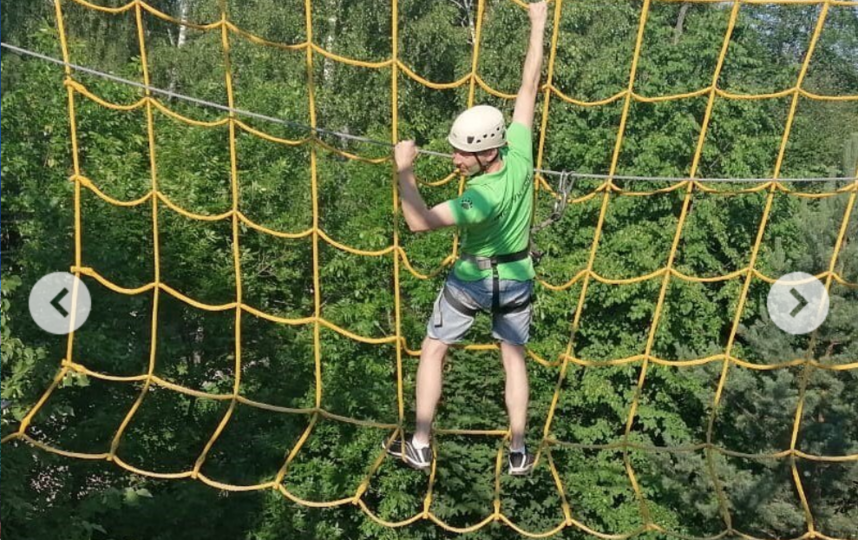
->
500;342;527;368
500;341;525;356
422;336;449;360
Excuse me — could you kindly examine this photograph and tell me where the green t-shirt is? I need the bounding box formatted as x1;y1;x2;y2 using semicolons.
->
447;122;535;282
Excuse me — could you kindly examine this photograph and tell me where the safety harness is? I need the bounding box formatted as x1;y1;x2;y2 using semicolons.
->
529;170;574;266
444;171;574;317
449;248;532;316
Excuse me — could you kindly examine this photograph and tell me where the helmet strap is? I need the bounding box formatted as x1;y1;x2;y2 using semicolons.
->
471;150;498;174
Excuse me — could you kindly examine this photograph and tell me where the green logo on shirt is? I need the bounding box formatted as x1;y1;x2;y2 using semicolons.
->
461;198;473;210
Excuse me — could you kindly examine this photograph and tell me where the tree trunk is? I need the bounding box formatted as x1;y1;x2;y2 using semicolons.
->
844;132;858;176
167;0;190;97
323;15;337;82
673;4;690;45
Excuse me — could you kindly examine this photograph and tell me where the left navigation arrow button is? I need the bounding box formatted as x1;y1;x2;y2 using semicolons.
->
28;273;91;335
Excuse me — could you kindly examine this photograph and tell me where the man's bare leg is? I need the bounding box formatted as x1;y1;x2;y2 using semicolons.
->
413;336;449;446
500;341;529;450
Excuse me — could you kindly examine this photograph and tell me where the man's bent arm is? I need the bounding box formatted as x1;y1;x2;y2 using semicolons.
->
398;168;456;232
395;140;456;233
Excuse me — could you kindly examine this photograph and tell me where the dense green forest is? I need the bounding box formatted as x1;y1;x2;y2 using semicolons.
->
2;0;857;538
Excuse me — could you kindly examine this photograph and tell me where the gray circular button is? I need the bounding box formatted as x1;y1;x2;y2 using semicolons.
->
28;272;91;335
767;272;829;335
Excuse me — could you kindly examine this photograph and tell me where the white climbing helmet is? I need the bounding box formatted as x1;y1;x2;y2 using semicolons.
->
447;105;506;153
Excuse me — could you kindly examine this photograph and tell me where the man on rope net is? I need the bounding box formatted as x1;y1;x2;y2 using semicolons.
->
385;1;548;476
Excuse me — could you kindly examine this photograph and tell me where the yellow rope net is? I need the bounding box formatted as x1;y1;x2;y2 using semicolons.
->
3;0;858;537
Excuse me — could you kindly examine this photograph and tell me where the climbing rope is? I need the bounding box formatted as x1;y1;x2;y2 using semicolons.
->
2;0;857;538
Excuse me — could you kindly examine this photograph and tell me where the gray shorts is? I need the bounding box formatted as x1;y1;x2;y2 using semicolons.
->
426;272;534;346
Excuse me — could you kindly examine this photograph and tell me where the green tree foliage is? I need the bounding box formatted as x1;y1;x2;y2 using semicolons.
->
2;1;856;539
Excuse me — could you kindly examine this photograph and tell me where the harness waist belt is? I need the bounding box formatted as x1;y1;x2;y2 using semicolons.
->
455;248;532;313
457;248;530;271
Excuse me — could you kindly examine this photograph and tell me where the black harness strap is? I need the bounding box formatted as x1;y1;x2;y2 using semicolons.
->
442;286;531;318
442;286;478;318
459;248;529;312
447;248;533;316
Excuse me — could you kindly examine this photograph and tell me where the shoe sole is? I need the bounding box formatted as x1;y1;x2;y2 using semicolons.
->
508;461;534;476
381;440;431;470
381;439;403;459
405;460;431;471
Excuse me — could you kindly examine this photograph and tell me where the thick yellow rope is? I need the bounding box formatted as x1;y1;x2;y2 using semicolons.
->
3;0;857;537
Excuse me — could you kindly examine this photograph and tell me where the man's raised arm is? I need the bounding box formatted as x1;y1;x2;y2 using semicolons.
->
512;2;548;129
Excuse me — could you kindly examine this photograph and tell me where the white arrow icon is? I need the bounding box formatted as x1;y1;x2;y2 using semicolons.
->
767;272;829;335
28;272;92;335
